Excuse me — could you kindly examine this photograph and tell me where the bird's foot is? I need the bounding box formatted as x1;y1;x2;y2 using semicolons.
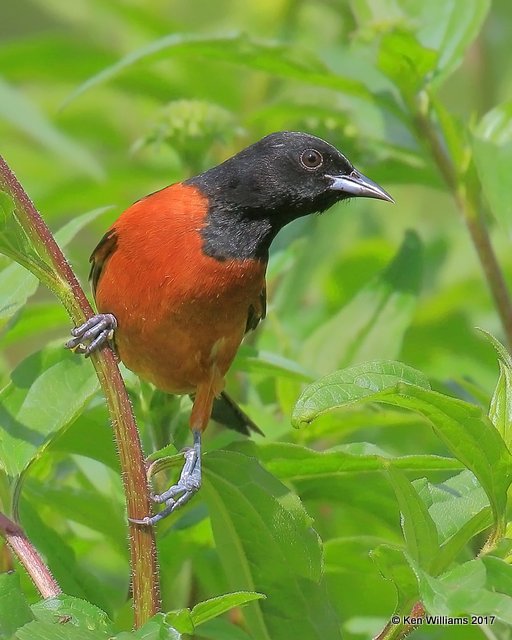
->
130;430;202;526
66;313;118;356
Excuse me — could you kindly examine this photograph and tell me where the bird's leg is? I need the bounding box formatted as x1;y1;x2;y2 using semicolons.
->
131;374;218;526
66;313;118;356
130;430;202;526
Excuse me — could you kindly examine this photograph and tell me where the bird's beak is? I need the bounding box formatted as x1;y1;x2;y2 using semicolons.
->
327;170;394;203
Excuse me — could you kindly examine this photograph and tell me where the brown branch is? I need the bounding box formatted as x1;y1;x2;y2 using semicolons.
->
0;513;61;599
0;155;160;626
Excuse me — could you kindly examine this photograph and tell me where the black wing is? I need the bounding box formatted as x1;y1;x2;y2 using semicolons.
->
89;229;118;298
245;284;267;333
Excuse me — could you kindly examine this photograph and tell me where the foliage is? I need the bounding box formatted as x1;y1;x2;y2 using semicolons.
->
1;1;512;639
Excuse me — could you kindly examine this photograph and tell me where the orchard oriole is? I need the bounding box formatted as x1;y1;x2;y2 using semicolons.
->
67;131;393;524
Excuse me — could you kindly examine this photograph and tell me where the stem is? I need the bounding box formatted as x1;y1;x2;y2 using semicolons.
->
0;512;61;599
374;602;425;640
413;104;512;351
0;155;160;626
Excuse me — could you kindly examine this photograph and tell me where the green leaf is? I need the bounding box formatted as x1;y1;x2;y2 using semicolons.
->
419;471;492;573
417;559;512;623
191;592;265;627
478;327;512;368
489;361;512;449
164;609;194;635
235;441;462;480
203;450;341;640
378;386;512;537
416;0;490;84
31;595;112;632
294;366;512;538
292;360;430;427
378;30;438;101
483;556;512;595
0;204;110;331
371;0;490;86
15;620;109;640
473;101;512;237
478;330;512;450
0;191;50;279
0;348;99;477
300;231;423;375
387;468;440;571
0;572;34;637
0;261;39;332
234;346;314;382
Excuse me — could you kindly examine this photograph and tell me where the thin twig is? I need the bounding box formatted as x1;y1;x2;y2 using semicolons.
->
0;512;61;599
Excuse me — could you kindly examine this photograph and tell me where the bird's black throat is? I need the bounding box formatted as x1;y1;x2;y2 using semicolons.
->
199;204;276;261
186;172;286;261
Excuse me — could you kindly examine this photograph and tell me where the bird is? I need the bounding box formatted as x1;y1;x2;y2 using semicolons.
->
67;131;393;525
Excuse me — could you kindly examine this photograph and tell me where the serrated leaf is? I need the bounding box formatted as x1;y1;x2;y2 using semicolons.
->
292;360;430;427
293;366;512;540
203;450;341;640
478;328;512;368
300;231;422;375
0;572;34;637
31;595;112;632
378;386;512;538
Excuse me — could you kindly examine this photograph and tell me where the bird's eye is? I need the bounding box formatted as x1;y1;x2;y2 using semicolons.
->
300;149;323;170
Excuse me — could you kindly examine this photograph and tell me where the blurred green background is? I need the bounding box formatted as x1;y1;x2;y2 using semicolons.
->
1;1;512;639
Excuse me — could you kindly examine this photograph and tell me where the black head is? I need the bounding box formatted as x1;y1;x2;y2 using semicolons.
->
186;131;393;261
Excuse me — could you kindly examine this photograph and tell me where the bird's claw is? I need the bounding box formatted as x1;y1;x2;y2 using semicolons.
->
66;313;117;356
130;432;202;526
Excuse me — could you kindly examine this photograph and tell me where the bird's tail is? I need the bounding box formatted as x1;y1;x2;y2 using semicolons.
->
210;391;264;436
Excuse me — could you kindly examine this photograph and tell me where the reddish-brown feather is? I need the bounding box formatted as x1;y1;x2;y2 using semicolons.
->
93;183;266;428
